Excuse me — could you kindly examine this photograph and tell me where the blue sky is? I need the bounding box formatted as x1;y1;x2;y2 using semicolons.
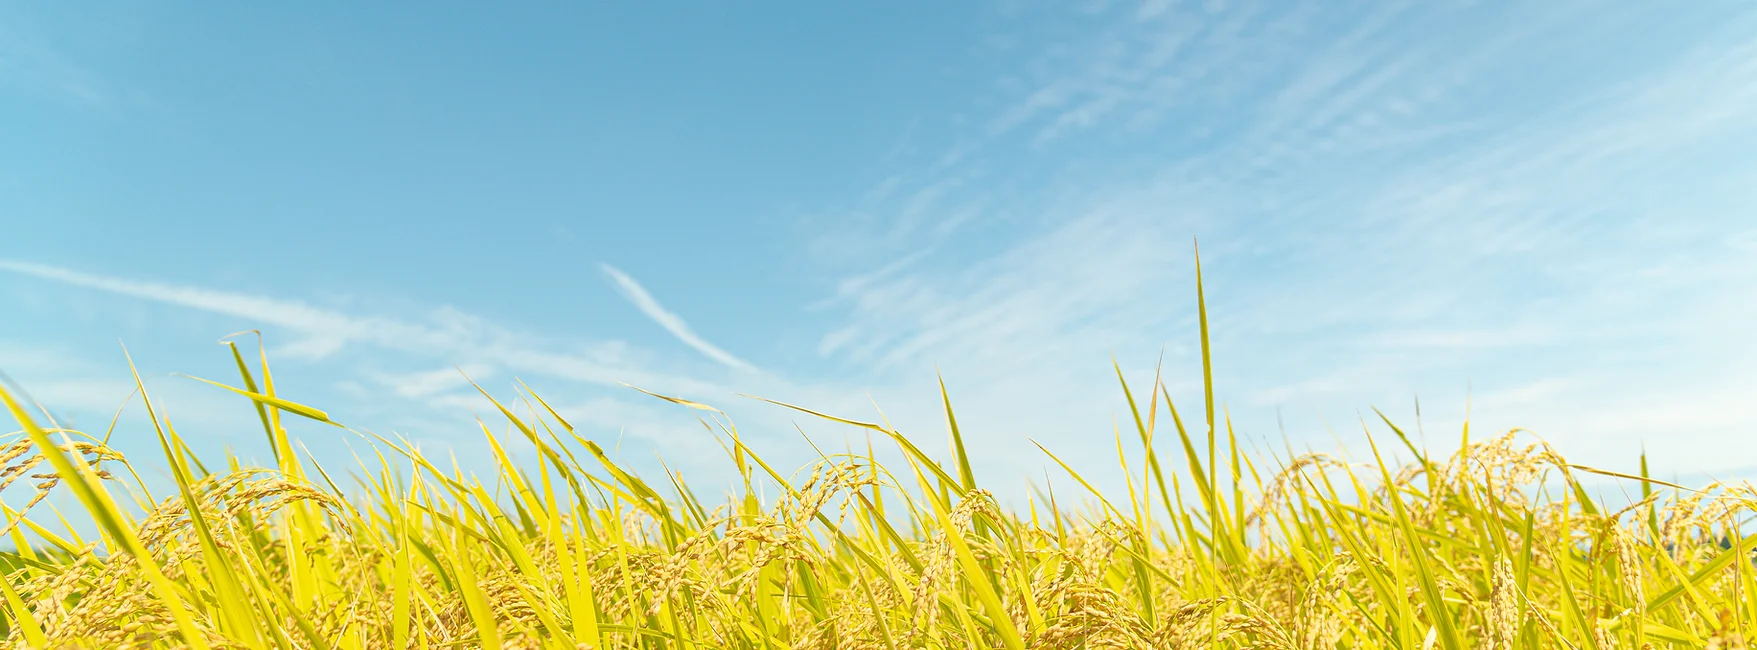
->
4;1;1755;499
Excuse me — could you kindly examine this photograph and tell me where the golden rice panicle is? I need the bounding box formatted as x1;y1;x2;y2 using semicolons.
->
1485;559;1519;650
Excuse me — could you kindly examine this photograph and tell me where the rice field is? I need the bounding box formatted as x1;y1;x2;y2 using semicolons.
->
3;275;1753;649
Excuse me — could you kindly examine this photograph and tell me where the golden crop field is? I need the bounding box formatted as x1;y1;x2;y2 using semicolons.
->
2;276;1751;649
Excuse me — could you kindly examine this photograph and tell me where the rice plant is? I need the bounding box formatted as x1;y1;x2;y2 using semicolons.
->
3;269;1753;649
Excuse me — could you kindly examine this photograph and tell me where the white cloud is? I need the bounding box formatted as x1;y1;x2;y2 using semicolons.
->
0;258;823;490
0;258;731;397
599;263;759;374
274;336;348;361
366;364;497;400
797;0;1757;487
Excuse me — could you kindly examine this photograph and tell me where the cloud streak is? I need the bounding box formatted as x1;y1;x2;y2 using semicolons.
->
0;258;731;397
599;263;759;374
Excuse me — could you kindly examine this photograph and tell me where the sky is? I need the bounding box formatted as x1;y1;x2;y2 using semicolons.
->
3;1;1756;503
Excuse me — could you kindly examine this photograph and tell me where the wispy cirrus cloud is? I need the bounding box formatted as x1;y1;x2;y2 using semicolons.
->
599;263;759;374
798;0;1757;479
0;257;788;490
0;258;729;397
